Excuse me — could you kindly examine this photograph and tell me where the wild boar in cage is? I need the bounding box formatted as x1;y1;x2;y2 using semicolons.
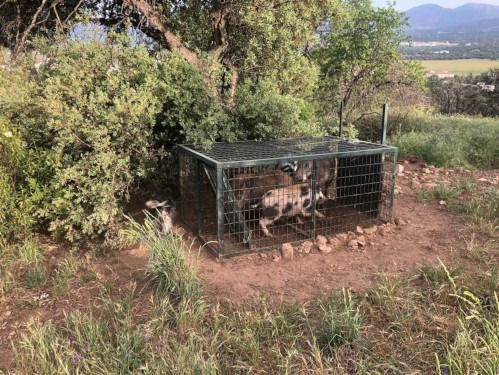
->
178;137;397;257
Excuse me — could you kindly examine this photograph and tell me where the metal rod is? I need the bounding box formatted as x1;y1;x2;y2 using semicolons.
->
195;159;203;236
311;159;317;239
339;101;344;137
380;103;388;144
216;166;224;255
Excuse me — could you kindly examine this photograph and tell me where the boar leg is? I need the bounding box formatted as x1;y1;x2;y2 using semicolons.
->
259;217;276;237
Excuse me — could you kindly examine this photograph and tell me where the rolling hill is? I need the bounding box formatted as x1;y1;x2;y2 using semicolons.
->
406;3;499;30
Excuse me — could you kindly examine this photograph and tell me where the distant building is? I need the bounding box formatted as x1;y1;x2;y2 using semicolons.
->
477;82;495;92
426;71;455;79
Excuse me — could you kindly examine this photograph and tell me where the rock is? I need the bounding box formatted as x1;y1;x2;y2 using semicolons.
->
478;178;488;183
336;233;348;243
394;217;407;226
457;167;464;173
423;168;431;174
328;237;341;247
408;156;418;163
300;241;314;254
397;164;405;175
316;235;328;246
355;226;364;235
379;227;388;236
364;226;378;235
439;200;447;206
272;254;281;262
348;239;359;249
318;244;333;254
357;236;366;247
281;243;294;260
259;253;268;259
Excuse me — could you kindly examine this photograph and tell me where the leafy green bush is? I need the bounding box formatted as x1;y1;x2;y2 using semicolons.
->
1;36;237;245
232;79;323;140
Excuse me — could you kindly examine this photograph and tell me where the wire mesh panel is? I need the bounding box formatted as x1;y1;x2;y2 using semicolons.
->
178;137;397;257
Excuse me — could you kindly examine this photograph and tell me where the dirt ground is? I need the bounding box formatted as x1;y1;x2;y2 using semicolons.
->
1;160;498;370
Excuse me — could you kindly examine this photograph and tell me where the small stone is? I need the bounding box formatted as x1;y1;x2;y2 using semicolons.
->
357;236;366;247
272;254;281;262
478;178;488;183
394;217;407;226
423;168;431;174
300;241;314;254
281;243;294;260
397;164;405;174
355;226;364;235
439;200;447;206
408;156;418;163
348;239;359;249
316;235;328;246
364;226;378;235
2;311;11;318
328;237;341;247
259;253;268;259
318;244;333;254
457;167;464;173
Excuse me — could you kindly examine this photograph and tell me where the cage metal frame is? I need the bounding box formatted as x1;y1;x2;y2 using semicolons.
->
178;136;398;257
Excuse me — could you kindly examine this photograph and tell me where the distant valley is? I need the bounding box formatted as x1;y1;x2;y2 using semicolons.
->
403;3;499;61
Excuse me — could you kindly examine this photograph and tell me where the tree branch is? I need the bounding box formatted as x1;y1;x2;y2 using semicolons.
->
14;0;49;56
123;0;204;69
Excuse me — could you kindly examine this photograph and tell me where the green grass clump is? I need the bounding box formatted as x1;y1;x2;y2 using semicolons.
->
317;289;363;352
126;213;202;302
391;112;499;169
463;189;499;236
23;267;47;289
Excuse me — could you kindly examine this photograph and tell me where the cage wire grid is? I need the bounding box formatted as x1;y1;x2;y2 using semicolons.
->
178;136;397;257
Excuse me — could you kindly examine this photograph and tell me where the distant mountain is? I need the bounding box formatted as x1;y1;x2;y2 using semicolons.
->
406;3;499;30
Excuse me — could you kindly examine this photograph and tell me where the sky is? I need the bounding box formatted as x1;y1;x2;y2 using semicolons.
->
373;0;499;11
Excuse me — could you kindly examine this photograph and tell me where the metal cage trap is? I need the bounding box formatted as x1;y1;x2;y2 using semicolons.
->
178;134;398;257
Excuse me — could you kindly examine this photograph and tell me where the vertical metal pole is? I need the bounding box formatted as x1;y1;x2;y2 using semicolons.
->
195;159;203;236
216;166;224;255
380;103;388;144
311;160;317;240
390;149;398;223
339;101;344;137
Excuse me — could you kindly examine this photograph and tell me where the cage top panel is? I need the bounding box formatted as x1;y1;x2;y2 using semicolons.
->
180;136;397;167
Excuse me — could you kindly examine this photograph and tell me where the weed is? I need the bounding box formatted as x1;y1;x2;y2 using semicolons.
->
463;188;499;235
15;237;44;265
316;289;363;352
456;177;477;193
126;214;202;302
391;113;499;170
436;292;499;375
420;264;461;290
23;267;47;289
52;256;81;296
